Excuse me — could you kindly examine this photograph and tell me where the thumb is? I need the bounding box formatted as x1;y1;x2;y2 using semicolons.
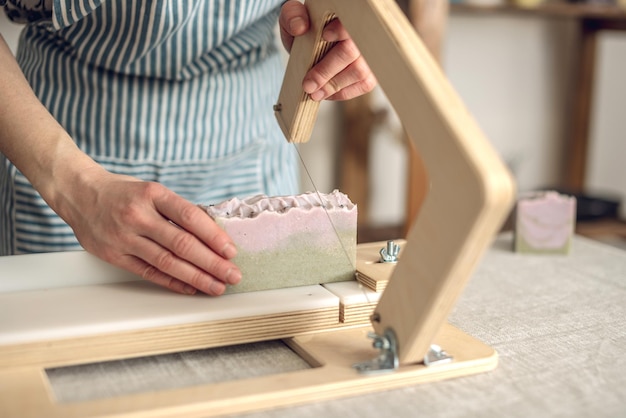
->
279;1;310;51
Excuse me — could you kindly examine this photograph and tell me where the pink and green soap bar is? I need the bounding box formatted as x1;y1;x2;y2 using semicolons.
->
515;191;576;254
201;190;357;293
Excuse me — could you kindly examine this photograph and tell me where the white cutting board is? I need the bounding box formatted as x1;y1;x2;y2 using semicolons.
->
0;251;344;346
0;281;339;345
0;250;140;293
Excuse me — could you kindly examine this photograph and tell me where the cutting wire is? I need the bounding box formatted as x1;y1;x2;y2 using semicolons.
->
293;143;373;305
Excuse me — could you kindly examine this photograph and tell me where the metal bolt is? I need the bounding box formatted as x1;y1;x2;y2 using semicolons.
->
367;332;389;350
379;240;400;263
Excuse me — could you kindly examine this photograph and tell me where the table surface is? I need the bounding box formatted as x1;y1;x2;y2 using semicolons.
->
39;233;626;417
251;233;626;417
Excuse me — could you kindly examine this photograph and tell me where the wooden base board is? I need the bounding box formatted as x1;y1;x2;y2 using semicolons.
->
0;240;497;416
0;323;497;418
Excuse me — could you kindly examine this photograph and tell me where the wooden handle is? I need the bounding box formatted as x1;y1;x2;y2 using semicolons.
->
274;3;336;143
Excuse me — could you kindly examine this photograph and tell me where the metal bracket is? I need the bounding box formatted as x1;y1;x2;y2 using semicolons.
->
424;344;453;366
353;328;453;374
353;328;399;374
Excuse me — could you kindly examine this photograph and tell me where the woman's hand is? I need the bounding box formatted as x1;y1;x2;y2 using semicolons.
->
57;167;241;296
1;35;240;296
279;0;377;101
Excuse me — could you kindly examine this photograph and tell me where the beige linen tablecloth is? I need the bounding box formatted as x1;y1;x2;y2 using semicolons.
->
47;233;626;417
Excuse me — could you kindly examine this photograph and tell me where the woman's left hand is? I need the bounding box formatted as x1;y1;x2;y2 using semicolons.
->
279;0;377;101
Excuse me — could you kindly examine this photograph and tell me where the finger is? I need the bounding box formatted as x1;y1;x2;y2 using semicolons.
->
320;59;377;101
303;39;361;97
279;0;310;52
324;58;376;100
325;75;377;101
152;187;237;260
128;236;228;296
152;218;242;286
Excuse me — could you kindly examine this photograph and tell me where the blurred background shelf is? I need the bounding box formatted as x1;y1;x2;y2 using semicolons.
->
451;2;626;20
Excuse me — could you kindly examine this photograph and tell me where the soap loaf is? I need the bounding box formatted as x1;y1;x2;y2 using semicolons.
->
202;190;357;293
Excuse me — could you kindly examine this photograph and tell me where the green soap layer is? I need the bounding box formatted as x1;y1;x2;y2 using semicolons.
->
514;234;571;255
224;231;356;294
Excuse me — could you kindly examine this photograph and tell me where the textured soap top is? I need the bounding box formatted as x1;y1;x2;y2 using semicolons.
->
201;190;357;255
200;190;357;292
203;190;355;219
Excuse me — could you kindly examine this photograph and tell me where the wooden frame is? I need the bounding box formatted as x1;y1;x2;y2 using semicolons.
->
1;0;515;415
276;0;515;364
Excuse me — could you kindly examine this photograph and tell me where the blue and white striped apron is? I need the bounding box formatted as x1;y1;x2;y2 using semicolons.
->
1;0;298;255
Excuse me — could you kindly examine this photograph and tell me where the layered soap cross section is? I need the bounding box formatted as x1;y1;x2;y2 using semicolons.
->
202;190;357;293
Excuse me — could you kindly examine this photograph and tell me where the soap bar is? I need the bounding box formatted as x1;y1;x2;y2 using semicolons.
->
202;190;357;293
514;191;576;254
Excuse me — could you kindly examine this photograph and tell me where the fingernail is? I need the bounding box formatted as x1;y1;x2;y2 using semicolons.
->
289;17;306;34
209;280;226;296
222;243;237;259
183;284;197;295
310;90;325;101
226;267;242;285
303;79;317;94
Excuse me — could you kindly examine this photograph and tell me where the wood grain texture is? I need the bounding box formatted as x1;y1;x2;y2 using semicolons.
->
274;12;336;143
324;281;381;324
0;323;497;418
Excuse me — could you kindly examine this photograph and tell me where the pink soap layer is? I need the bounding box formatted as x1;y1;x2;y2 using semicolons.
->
203;190;357;253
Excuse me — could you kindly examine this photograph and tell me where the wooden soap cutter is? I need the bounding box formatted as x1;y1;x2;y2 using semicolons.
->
274;0;515;367
0;0;515;416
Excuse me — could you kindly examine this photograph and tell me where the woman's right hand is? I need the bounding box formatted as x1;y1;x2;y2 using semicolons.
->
56;166;242;296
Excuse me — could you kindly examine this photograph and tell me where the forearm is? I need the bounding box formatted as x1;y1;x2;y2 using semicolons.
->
0;34;103;218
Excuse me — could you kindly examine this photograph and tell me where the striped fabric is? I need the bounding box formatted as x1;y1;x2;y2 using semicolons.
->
0;0;298;255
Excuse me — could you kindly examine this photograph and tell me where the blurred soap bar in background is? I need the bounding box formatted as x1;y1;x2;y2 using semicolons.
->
515;191;577;255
